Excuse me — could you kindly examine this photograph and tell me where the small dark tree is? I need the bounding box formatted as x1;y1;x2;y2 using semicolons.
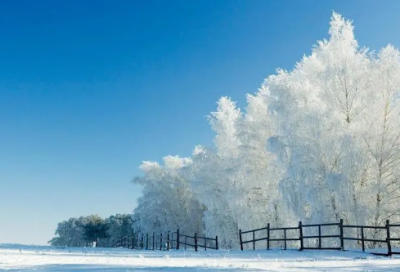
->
83;215;109;247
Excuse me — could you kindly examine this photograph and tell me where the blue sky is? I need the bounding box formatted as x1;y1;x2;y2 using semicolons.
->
1;0;400;245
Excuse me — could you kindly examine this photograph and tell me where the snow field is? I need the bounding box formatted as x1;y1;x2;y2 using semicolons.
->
1;244;400;271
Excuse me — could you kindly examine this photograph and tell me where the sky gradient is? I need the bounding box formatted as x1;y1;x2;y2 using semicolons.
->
1;0;400;245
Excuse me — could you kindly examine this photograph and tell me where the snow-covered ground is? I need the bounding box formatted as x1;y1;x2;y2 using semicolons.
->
1;244;400;271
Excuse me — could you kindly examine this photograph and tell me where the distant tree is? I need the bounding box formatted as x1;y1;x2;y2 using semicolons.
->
101;214;134;247
50;215;113;247
48;217;85;247
82;215;109;247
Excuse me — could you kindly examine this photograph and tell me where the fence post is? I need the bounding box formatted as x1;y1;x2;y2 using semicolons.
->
160;233;163;250
239;229;243;251
185;235;187;250
253;231;255;250
361;227;365;252
299;221;304;251
152;232;155;250
141;234;144;249
318;225;322;249
216;236;219;250
167;231;170;250
284;229;287;250
267;223;270;250
386;220;392;256
194;233;198;252
176;229;180;250
339;219;344;251
205;236;207;251
132;236;134;249
146;233;149;250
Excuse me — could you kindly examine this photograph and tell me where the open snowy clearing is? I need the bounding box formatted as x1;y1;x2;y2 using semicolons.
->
1;245;400;271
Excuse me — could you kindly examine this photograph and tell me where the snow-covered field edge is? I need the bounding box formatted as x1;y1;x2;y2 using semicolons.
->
1;244;400;271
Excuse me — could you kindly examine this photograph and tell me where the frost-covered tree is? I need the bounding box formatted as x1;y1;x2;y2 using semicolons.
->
189;97;243;248
235;91;288;228
131;12;400;249
133;156;204;236
49;214;134;247
265;12;400;226
49;217;86;247
361;45;400;226
190;96;287;248
264;12;370;224
190;145;239;248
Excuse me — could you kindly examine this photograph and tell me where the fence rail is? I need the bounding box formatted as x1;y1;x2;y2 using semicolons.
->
111;219;399;256
116;229;218;252
389;223;400;255
239;219;399;256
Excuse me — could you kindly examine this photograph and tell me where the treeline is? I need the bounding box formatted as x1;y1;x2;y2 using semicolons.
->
132;12;400;249
49;214;134;247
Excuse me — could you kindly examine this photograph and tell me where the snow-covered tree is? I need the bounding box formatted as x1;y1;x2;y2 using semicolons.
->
264;12;400;227
49;214;135;247
131;11;400;249
49;217;86;247
133;156;204;236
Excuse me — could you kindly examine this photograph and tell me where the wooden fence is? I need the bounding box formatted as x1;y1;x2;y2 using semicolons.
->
180;233;219;251
113;235;132;248
115;229;218;251
239;219;400;256
111;220;399;256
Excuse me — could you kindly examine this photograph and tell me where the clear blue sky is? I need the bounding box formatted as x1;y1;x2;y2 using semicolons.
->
0;0;399;245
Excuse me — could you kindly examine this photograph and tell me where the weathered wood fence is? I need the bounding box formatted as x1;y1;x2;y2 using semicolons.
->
180;233;219;251
111;220;399;256
239;219;400;256
114;229;218;251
